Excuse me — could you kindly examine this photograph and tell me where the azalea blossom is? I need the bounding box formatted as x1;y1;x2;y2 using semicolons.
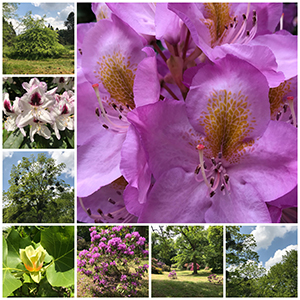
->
124;56;297;222
77;14;160;198
3;77;75;144
77;2;297;223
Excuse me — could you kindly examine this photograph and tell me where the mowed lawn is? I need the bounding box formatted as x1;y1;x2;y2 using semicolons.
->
3;52;74;74
152;269;223;297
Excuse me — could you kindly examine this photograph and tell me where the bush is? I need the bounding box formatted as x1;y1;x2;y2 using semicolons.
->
168;270;177;279
162;264;171;272
208;274;223;285
10;27;67;60
77;226;149;297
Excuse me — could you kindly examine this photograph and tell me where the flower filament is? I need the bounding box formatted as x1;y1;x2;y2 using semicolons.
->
195;144;230;197
92;83;130;133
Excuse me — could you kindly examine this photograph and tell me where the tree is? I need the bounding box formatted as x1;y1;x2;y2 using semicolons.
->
152;226;177;266
9;11;66;60
57;11;74;45
226;226;260;296
3;18;16;47
258;250;297;297
227;261;266;297
3;3;19;21
170;226;208;274
3;153;74;223
226;226;259;266
64;12;74;31
206;226;223;273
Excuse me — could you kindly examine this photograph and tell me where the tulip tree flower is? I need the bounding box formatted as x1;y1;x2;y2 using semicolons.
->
19;245;47;283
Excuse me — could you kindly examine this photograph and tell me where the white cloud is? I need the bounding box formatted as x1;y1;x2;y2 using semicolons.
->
39;3;74;12
44;5;74;30
49;151;74;177
3;151;13;159
31;2;41;7
251;226;297;250
265;245;297;271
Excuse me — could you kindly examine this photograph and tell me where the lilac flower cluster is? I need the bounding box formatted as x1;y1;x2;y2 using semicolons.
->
207;274;223;285
77;226;148;297
168;270;177;280
77;3;297;223
3;77;74;142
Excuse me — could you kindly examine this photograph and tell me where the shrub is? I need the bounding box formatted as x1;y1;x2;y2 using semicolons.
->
208;274;223;285
10;27;67;60
188;262;200;271
162;264;171;272
77;226;148;297
168;270;177;279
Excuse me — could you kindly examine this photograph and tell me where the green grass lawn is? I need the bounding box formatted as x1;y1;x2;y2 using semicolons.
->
3;51;74;74
152;269;223;297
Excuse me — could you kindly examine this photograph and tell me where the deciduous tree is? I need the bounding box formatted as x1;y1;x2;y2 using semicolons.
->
3;153;74;223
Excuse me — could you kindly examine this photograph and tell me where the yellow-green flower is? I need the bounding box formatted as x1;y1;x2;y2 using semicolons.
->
19;245;46;272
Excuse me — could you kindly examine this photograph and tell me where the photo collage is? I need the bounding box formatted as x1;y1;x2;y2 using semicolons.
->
2;1;298;298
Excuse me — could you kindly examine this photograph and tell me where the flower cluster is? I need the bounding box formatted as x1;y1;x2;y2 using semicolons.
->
3;77;74;143
188;263;200;271
207;274;223;285
168;270;177;280
77;226;148;297
77;3;297;223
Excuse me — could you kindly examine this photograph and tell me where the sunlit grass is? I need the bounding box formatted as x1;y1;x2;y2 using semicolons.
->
152;268;223;297
3;55;74;74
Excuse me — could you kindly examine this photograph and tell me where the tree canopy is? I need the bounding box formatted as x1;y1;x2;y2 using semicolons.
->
3;153;74;223
152;226;223;274
226;226;297;297
7;11;67;59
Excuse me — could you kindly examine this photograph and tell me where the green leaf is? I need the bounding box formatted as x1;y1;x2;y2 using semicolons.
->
2;236;22;297
41;226;74;287
3;129;24;149
6;228;31;268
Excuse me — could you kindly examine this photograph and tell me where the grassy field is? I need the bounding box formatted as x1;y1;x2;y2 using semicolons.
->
3;46;74;74
152;269;223;297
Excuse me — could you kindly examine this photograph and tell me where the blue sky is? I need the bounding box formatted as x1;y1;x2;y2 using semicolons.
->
7;2;74;34
3;150;74;193
239;225;297;271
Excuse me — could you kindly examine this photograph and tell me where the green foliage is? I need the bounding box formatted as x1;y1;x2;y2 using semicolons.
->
152;226;223;275
206;226;223;273
10;26;67;60
226;261;266;297
152;226;176;266
226;226;259;266
170;226;209;274
3;153;74;223
226;227;297;297
3;18;16;47
57;12;74;45
258;250;297;297
3;3;19;21
3;226;74;297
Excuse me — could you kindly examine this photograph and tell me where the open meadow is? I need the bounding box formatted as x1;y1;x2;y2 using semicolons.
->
3;46;74;74
152;269;223;297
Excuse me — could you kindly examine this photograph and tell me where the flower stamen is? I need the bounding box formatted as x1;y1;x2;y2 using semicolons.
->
92;83;129;133
287;96;297;127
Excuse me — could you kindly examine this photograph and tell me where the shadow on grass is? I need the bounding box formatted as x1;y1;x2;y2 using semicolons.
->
152;279;223;297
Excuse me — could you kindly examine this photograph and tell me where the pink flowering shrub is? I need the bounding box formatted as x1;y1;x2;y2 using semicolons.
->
168;270;177;280
207;274;223;285
77;226;149;297
188;263;200;271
